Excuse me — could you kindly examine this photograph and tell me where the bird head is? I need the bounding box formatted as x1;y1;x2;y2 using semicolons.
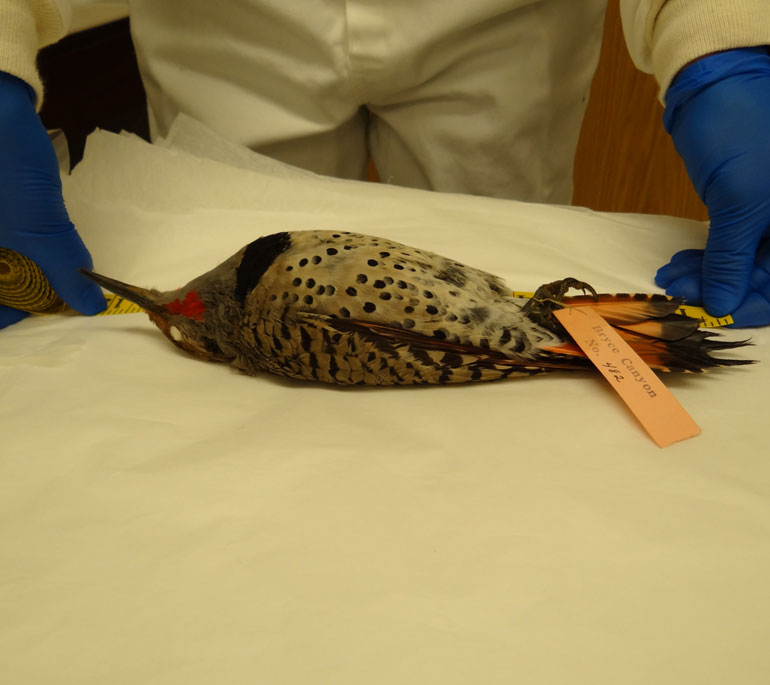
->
81;269;230;363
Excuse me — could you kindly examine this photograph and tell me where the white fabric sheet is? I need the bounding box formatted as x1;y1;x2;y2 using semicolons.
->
1;117;768;684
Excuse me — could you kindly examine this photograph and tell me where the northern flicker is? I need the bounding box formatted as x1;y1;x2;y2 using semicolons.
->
82;230;750;384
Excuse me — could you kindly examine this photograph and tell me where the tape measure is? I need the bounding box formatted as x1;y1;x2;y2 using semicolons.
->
0;247;143;316
97;294;145;315
0;248;69;314
0;248;733;326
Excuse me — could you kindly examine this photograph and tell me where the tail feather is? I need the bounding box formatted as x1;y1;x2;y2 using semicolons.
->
616;329;752;373
614;315;699;341
560;292;680;324
541;292;753;373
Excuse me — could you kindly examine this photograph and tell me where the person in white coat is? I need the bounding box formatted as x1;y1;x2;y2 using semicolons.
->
1;0;769;327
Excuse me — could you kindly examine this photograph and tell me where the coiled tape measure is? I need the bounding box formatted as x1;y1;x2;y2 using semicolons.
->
0;247;734;326
0;248;143;316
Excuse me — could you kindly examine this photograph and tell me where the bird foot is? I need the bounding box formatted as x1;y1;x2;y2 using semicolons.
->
522;277;597;334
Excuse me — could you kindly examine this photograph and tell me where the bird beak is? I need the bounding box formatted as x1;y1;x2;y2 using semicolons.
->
80;269;163;314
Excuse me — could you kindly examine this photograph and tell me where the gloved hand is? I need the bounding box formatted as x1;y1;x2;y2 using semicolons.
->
0;71;105;329
656;47;770;327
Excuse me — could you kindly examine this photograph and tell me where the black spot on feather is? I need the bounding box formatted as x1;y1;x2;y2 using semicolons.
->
201;337;222;356
441;352;464;367
299;327;312;352
469;306;489;323
435;264;466;288
328;355;340;380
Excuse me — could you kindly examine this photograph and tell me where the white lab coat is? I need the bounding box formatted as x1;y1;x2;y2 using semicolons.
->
55;1;674;201
125;0;610;203
35;0;770;200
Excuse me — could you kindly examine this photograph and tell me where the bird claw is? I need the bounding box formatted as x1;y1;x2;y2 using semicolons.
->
522;277;597;333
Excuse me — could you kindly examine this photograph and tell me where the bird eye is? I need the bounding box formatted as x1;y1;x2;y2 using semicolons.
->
168;325;183;341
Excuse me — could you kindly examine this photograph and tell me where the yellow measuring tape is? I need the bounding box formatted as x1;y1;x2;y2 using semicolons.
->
0;248;733;326
97;294;144;315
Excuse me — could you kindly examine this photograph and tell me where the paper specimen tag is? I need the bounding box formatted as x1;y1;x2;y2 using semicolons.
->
553;306;701;448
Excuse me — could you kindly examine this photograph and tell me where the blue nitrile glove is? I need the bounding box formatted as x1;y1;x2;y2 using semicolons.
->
0;71;105;329
656;47;770;327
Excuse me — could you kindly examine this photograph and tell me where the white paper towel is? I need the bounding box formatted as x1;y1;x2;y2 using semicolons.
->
1;118;768;684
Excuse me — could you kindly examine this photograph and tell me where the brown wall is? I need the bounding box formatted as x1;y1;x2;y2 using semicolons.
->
572;2;707;221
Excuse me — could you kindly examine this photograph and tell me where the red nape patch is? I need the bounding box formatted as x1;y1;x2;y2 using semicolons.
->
163;290;206;320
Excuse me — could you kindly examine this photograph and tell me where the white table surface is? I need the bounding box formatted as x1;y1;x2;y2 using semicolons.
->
1;117;767;684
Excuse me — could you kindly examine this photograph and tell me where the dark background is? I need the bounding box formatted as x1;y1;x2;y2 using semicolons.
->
38;18;148;166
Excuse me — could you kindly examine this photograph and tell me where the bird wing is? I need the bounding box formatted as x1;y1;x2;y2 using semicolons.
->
286;312;588;385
